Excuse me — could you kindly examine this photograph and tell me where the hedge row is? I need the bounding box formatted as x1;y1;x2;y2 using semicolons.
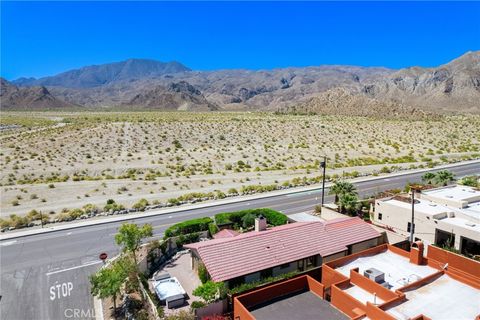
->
214;208;287;227
163;217;213;239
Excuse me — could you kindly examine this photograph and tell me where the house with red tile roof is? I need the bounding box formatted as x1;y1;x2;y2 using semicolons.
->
185;216;382;287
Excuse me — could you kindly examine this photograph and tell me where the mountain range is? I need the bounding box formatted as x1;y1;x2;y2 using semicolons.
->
1;52;479;115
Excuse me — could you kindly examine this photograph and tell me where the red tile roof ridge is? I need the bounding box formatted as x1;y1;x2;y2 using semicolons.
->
185;221;318;250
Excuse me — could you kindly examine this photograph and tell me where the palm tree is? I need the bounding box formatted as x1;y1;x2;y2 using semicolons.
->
338;193;359;215
433;170;455;186
329;181;357;203
421;172;436;185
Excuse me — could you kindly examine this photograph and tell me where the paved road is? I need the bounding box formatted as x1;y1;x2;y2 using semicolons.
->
1;162;478;320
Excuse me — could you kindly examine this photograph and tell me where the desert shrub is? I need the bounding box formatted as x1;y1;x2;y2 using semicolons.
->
214;208;287;228
167;198;180;205
68;208;84;219
164;217;212;239
228;188;238;194
5;214;30;228
104;199;125;212
132;198;149;211
83;203;98;213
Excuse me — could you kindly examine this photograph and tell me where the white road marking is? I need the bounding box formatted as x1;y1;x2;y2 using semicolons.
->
0;240;17;246
66;232;72;236
384;178;391;181
46;260;103;276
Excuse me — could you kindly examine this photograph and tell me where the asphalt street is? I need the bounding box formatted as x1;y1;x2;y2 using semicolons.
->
0;162;478;320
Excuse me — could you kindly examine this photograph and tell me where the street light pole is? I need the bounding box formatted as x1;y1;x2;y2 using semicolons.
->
321;156;327;208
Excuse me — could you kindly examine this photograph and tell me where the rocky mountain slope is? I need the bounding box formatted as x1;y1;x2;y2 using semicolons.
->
0;78;76;109
4;51;480;113
124;81;218;111
13;59;190;88
361;51;480;114
281;87;432;118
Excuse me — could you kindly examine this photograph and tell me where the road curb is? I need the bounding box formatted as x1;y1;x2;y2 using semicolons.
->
1;159;478;241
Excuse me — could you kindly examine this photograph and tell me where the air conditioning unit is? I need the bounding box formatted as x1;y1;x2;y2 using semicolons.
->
364;268;385;284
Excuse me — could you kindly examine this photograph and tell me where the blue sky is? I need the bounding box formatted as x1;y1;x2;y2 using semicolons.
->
1;1;479;79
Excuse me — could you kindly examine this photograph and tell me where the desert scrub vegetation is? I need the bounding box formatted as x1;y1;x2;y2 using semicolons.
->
1;111;479;218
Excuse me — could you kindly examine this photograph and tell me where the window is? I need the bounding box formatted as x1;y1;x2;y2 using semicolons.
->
378;213;383;220
306;256;315;268
260;268;273;279
280;263;290;269
435;229;455;248
461;236;480;256
297;259;304;271
407;222;415;233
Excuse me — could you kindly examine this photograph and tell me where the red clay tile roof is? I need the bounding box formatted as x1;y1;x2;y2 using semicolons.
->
213;229;240;239
185;217;380;282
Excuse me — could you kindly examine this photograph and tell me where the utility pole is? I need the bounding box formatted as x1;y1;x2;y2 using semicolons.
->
321;156;327;208
40;211;44;228
410;188;415;243
410;185;422;244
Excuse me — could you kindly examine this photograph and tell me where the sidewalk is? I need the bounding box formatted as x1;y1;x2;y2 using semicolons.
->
1;159;478;241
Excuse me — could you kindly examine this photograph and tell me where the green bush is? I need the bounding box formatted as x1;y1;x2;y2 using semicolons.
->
241;213;256;229
164;217;213;239
214;208;287;228
208;222;219;236
175;232;200;248
228;271;299;295
190;301;206;309
192;281;226;303
198;262;208;284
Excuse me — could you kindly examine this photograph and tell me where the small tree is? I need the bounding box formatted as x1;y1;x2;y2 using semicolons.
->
329;181;357;204
115;223;153;265
90;257;133;319
338;193;359;215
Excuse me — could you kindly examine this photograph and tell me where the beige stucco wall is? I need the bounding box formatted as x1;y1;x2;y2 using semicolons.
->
374;199;480;251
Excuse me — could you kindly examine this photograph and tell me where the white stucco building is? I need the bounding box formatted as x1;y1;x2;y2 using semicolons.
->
373;185;480;257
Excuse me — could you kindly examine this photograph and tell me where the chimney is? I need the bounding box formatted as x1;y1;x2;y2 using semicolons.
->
255;215;267;232
410;241;424;265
